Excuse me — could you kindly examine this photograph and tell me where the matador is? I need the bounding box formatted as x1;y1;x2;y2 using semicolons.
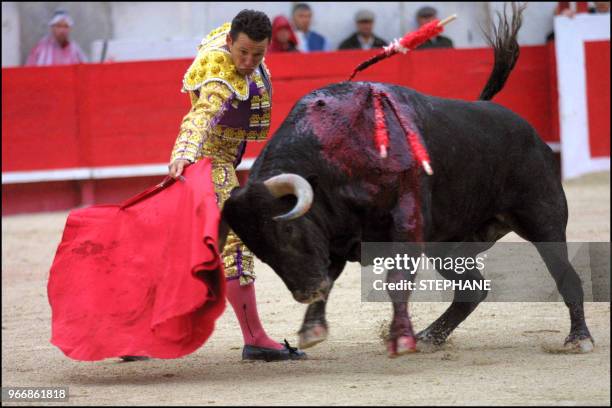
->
168;10;306;361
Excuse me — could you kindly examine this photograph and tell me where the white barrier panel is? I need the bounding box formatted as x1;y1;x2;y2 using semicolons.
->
2;159;255;184
554;14;610;180
91;38;199;63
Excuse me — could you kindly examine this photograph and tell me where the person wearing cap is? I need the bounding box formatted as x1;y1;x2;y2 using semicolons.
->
338;9;387;50
414;6;454;50
26;9;88;66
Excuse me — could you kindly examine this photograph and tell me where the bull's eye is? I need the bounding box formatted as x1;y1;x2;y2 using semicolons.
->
315;100;326;107
283;225;294;235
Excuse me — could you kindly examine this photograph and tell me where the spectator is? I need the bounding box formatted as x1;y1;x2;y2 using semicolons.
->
338;9;387;50
268;15;299;53
547;1;609;42
589;2;610;13
414;6;454;50
291;3;328;52
26;9;88;66
546;3;576;42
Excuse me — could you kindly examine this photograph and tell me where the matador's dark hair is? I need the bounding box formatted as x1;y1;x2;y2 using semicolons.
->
230;9;272;42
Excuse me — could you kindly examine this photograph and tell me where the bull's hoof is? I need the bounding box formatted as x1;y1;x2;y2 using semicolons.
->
298;323;328;349
415;329;446;353
386;336;416;358
563;334;595;354
415;337;445;353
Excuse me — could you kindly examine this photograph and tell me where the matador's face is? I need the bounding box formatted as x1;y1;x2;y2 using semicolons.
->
226;33;269;77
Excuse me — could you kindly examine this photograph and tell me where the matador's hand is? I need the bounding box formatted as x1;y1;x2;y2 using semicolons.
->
168;159;191;179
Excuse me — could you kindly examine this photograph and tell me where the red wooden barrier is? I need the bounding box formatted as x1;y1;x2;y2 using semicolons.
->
2;46;559;214
584;40;610;158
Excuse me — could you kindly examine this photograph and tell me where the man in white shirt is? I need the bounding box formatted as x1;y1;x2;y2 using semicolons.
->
291;3;328;52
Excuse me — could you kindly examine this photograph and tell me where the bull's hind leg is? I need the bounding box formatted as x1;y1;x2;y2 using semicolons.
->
416;241;495;352
505;209;594;353
534;242;594;352
298;259;346;349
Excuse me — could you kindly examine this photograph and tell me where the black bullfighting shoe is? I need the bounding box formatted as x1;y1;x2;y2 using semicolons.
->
119;355;150;362
242;339;307;362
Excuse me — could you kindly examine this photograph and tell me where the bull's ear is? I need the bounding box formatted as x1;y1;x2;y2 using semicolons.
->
307;175;318;193
217;217;230;253
218;187;242;252
228;186;242;199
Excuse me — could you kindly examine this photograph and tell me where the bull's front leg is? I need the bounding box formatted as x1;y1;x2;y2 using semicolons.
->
385;188;421;357
298;258;345;349
298;298;329;349
386;268;417;357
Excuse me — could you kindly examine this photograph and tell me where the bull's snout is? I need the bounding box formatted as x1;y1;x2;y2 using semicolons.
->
292;278;332;304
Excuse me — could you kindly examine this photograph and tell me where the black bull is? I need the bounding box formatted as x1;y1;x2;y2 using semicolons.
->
220;6;594;357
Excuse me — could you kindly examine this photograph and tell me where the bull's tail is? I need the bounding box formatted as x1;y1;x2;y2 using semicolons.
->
478;2;526;101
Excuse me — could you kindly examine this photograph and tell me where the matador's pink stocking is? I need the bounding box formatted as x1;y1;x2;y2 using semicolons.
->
225;279;284;350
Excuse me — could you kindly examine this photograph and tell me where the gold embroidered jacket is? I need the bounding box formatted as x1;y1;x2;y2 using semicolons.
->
170;22;272;167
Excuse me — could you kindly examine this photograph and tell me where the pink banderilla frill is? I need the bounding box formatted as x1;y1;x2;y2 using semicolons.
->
373;91;390;158
348;15;456;81
371;88;433;176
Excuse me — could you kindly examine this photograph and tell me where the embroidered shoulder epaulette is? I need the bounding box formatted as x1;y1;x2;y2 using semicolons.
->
199;22;231;51
182;23;248;100
182;48;250;100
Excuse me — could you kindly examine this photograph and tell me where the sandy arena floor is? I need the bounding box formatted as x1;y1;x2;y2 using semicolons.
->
2;172;610;406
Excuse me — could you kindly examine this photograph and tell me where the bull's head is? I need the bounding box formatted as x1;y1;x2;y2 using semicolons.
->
221;173;332;304
221;82;389;304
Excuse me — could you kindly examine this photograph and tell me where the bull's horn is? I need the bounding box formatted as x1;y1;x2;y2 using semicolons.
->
263;174;313;221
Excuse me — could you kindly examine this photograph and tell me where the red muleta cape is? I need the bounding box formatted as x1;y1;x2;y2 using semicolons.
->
47;159;226;361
